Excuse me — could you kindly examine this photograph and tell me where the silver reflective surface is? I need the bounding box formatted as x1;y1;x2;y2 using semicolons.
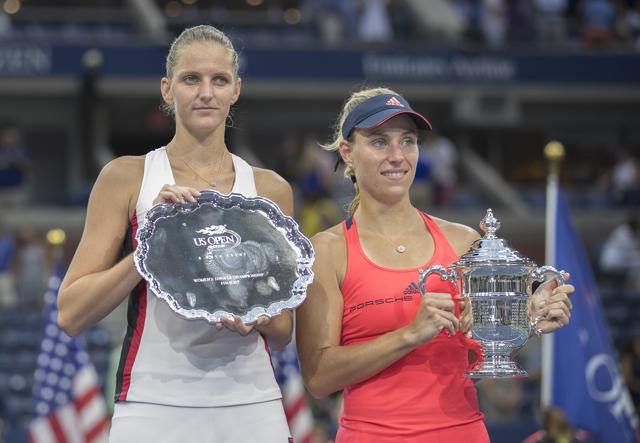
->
134;191;314;324
419;209;564;378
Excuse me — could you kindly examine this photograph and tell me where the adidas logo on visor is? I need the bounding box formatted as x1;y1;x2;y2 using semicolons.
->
385;96;405;107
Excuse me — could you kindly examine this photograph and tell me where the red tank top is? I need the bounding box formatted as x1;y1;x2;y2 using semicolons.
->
338;211;484;441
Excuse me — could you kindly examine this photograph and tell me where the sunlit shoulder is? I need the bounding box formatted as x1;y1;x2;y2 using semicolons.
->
252;166;293;216
95;155;144;193
311;224;347;267
432;216;481;256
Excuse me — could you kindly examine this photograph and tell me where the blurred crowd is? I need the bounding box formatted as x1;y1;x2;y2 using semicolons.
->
2;0;640;51
307;0;640;51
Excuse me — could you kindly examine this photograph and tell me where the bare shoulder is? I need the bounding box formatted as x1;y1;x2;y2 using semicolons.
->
431;216;481;256
253;166;291;194
311;223;347;279
98;155;144;188
92;155;145;216
312;223;345;255
252;166;293;216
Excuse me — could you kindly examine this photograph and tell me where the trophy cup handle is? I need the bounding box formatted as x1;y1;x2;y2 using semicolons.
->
527;265;566;335
418;265;459;297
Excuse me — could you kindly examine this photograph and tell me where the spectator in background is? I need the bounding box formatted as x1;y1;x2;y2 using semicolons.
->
297;134;337;202
0;219;16;309
423;130;459;207
522;407;597;443
309;0;359;46
276;133;305;185
581;0;617;48
387;0;414;42
297;135;342;237
508;0;536;43
533;0;568;44
616;0;640;50
476;378;525;424
0;125;30;207
598;148;640;206
611;148;640;205
14;226;46;312
620;336;640;413
453;0;484;43
481;0;508;48
517;335;544;418
357;0;393;43
477;336;544;425
598;213;640;289
409;143;432;211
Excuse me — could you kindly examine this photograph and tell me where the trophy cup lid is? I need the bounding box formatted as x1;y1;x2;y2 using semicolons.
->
454;209;534;267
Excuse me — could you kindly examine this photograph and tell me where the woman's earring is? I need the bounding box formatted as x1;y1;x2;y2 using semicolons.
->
346;164;356;184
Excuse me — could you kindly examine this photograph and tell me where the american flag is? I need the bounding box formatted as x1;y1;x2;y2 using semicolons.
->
272;341;314;443
28;266;109;443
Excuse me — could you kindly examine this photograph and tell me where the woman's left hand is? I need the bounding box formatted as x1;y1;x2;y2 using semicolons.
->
530;273;575;335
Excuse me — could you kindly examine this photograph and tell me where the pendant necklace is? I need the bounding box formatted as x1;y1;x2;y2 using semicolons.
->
180;149;228;188
380;234;407;253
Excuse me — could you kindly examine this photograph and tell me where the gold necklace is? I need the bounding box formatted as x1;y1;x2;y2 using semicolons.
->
371;231;408;253
180;149;228;188
379;228;414;253
384;237;407;253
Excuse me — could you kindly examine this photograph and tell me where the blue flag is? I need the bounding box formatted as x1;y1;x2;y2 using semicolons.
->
551;193;639;442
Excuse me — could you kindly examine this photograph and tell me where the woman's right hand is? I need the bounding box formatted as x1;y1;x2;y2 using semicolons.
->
153;184;201;205
405;292;459;345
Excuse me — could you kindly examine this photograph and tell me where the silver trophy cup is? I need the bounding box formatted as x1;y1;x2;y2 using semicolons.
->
418;209;564;378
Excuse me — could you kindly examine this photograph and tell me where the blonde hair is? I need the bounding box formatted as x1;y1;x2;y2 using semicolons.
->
321;87;399;215
161;25;240;116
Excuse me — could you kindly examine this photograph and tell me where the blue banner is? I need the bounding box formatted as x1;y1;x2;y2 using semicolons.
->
552;192;639;442
1;39;640;84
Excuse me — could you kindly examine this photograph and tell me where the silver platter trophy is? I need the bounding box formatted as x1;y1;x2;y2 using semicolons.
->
134;190;314;324
418;209;564;378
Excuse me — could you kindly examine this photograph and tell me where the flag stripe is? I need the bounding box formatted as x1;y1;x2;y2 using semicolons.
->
30;418;52;443
76;392;108;433
73;365;99;397
284;396;305;422
289;408;314;442
85;417;110;442
272;342;314;443
74;386;99;411
47;414;69;443
58;404;85;443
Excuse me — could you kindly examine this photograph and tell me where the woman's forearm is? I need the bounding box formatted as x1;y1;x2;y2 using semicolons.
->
58;253;142;336
302;325;422;398
256;310;293;351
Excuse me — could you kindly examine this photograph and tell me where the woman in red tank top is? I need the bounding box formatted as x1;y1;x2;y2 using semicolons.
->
296;88;575;443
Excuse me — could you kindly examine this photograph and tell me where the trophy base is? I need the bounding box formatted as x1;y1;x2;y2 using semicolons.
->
467;355;528;379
